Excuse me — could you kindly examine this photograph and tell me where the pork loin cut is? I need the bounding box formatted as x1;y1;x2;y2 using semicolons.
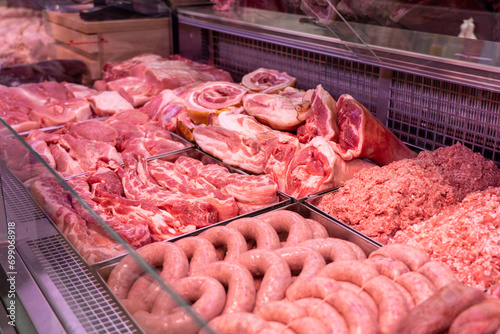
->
332;94;417;165
106;76;160;107
242;92;309;131
49;144;85;177
296;84;338;143
64;120;118;145
87;91;134;116
241;68;296;94
193;125;267;174
141;90;186;131
285;136;374;198
29;98;92;127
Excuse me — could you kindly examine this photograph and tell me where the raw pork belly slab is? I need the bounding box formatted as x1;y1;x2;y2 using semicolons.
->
87;91;134;116
105;76;161;107
241;67;296;94
316;143;500;244
391;187;500;290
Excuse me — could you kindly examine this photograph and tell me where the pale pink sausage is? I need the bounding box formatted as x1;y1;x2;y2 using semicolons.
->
294;297;349;334
417;260;458;290
337;281;379;319
254;300;307;324
174;236;218;275
257;210;314;247
286;277;341;301
363;275;410;334
203;312;268;334
366;256;410;280
324;289;379;334
198;226;248;261
299;238;359;263
395;272;438;306
487;282;500;299
305;218;329;239
449;299;500;334
226;217;281;250
369;244;430;271
134;276;226;334
288;317;331;334
275;246;326;283
194;261;256;314
317;259;379;286
238;249;292;308
260;321;296;334
345;240;368;260
127;274;153;301
394;281;487;334
107;242;189;313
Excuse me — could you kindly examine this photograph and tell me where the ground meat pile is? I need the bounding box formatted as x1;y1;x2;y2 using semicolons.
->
391;187;500;290
316;142;500;244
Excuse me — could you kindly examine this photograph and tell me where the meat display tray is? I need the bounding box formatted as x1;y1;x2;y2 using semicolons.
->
93;201;381;333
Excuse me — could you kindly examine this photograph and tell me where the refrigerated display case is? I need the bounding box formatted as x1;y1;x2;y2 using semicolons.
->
1;1;500;332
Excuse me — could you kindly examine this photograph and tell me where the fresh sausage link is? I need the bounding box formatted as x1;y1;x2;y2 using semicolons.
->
254;300;307;324
226;217;281;250
369;244;430;271
417;260;458;290
202;312;269;334
286;277;341;301
324;288;379;334
107;242;189;313
134;276;226;334
363;275;410;334
305;218;329;239
293;297;349;334
394;281;487;334
194;261;256;314
337;281;379;319
299;238;359;263
345;240;368;260
449;299;500;334
257;210;314;247
275;246;326;284
260;321;296;334
317;259;379;286
174;236;218;275
198;226;248;261
238;249;292;308
288;317;331;334
366;256;410;280
394;272;438;306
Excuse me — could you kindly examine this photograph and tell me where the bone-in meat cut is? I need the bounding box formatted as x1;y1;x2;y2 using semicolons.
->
332;94;417;165
296;84;338;144
241;67;297;94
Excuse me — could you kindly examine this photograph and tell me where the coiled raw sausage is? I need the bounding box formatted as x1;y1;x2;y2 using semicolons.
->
194;261;256;314
257;210;314;247
317;259;379;286
238;249;292;308
286;277;341;301
417;260;458;290
294;297;349;334
370;244;430;271
394;272;438;306
288;316;331;334
254;300;307;324
174;237;218;275
337;281;379;319
299;238;359;263
367;256;410;280
203;312;268;334
226;217;281;250
134;276;226;334
198;226;248;261
275;246;326;283
449;299;500;334
305;218;329;239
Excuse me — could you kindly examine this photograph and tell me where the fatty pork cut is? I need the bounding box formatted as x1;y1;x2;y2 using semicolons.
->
332;94;417;165
391;187;500;290
193;125;267;174
285;136;375;198
241;67;297;94
296;84;339;144
316;143;500;244
242;91;310;131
